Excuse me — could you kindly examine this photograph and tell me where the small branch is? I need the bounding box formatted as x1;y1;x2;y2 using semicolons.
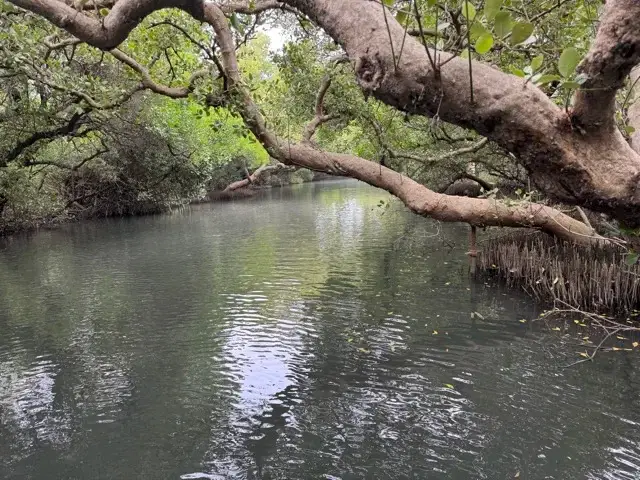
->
302;75;339;141
575;206;593;230
412;0;438;73
109;49;208;98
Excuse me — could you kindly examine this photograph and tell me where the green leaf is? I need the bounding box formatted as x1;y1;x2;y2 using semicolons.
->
509;66;526;78
475;33;494;54
626;253;639;266
445;384;455;389
560;80;580;90
510;21;533;45
383;0;394;5
396;9;409;24
483;0;502;21
531;54;544;72
535;74;561;85
494;11;512;38
461;1;476;21
558;47;581;78
469;22;489;40
626;125;636;135
99;7;109;16
427;0;437;5
575;73;589;85
229;13;245;34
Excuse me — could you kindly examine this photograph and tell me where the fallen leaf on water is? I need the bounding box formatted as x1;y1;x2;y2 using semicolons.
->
347;338;353;343
579;352;590;358
617;336;627;340
612;347;621;351
358;348;370;353
579;323;587;327
552;327;561;331
514;472;520;478
519;319;527;323
574;319;580;324
633;342;639;348
445;384;454;389
432;330;438;335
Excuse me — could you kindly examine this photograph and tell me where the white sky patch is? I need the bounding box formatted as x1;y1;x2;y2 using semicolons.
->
263;26;287;52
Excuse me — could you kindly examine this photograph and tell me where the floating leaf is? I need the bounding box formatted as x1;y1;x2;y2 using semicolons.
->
510;21;534;45
519;319;527;323
633;342;639;348
473;311;485;320
475;33;494;54
558;47;581;78
445;384;455;389
579;352;590;358
484;0;502;20
432;330;438;335
531;54;544;72
461;1;476;21
552;327;561;331
358;347;370;353
494;11;512;38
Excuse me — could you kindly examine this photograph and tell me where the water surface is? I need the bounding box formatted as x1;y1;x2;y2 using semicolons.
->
1;180;639;479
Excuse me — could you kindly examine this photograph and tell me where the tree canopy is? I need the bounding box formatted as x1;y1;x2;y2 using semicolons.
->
2;0;640;246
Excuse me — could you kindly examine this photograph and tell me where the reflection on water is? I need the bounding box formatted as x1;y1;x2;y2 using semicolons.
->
1;180;640;479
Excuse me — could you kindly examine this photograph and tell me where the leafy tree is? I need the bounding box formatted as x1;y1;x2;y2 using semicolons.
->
3;0;640;245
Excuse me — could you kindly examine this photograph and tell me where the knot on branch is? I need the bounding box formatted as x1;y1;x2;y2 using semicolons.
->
355;54;385;93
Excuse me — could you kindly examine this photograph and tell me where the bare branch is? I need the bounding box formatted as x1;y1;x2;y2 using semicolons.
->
109;49;208;98
224;162;296;192
302;75;339;141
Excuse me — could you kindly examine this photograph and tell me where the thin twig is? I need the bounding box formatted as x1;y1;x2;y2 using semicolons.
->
412;0;438;73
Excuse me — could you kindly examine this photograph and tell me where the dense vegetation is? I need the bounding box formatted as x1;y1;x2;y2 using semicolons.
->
1;0;639;256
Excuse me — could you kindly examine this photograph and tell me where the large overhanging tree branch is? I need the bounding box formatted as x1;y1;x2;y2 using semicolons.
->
7;0;640;227
196;3;598;245
5;0;634;244
275;0;640;226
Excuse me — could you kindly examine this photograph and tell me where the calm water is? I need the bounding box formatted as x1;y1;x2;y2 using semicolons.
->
1;180;640;480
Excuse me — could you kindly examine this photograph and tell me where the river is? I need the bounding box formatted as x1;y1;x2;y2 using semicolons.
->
0;180;639;479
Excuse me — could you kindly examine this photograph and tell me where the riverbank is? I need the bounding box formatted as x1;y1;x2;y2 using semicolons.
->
0;172;341;237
